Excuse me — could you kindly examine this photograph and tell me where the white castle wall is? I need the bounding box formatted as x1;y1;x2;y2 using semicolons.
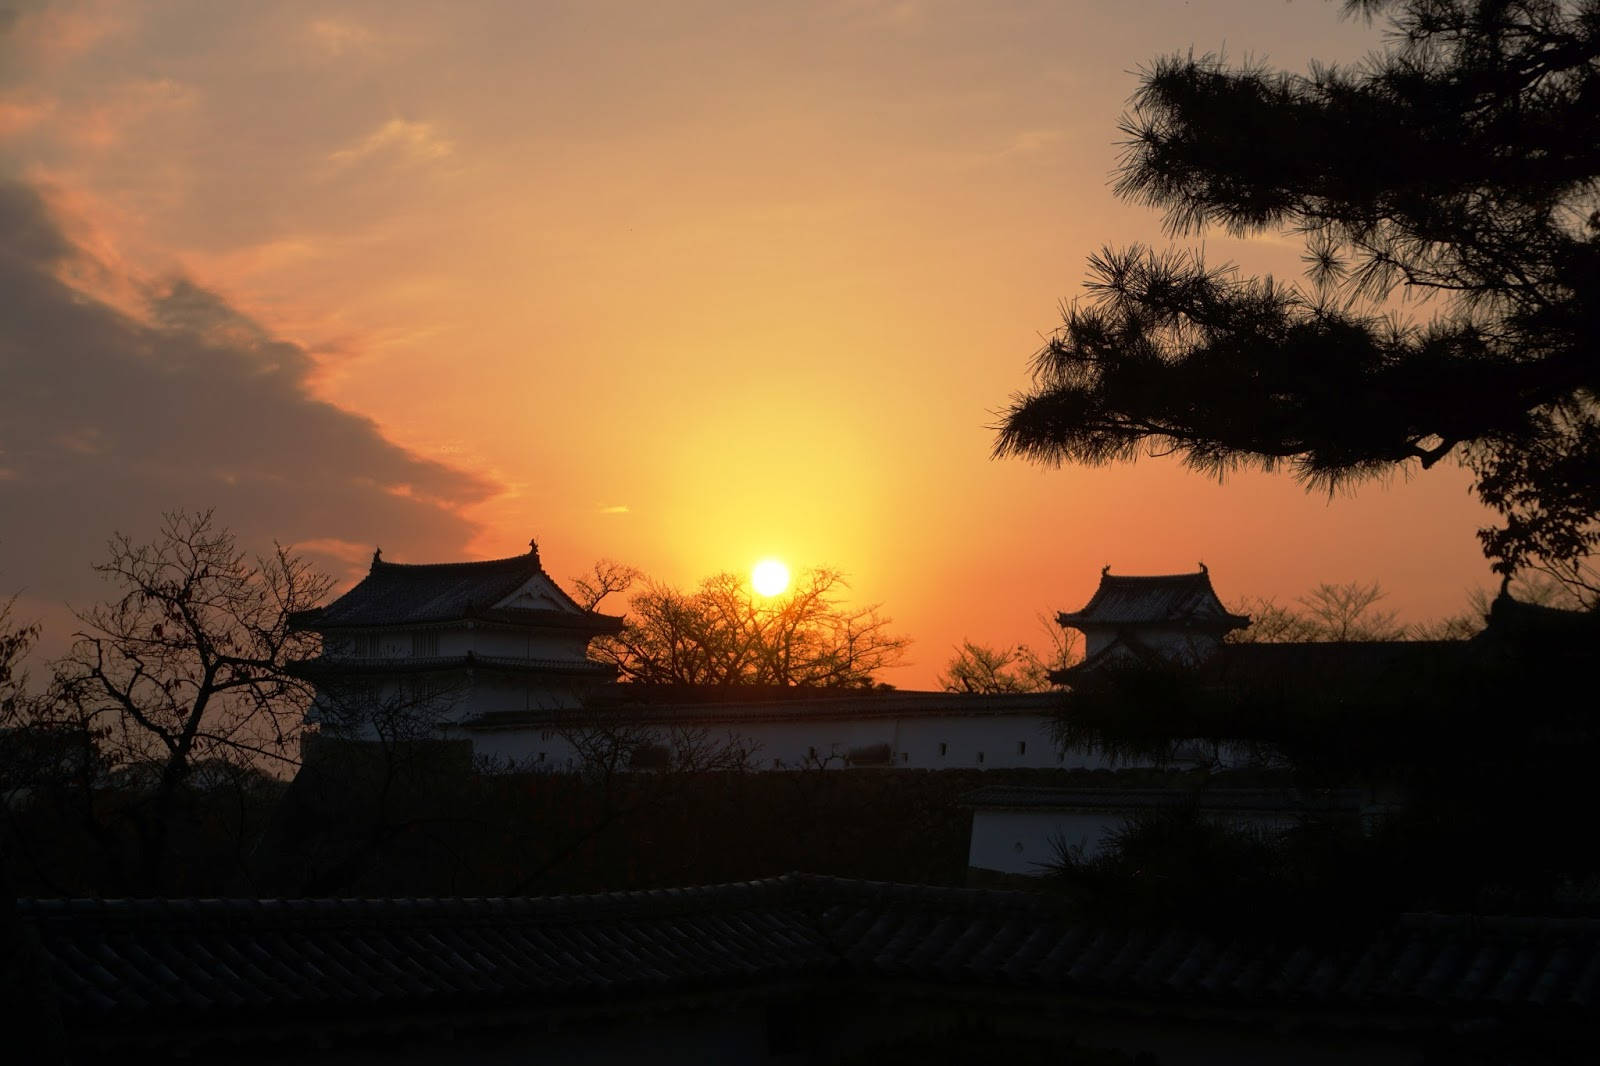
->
968;806;1301;876
463;709;1117;774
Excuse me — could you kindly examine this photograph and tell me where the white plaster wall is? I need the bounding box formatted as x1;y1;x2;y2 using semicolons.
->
320;626;594;663
968;809;1128;874
968;808;1303;875
889;715;1109;771
443;628;593;660
310;673;591;742
463;725;587;772
465;712;1117;773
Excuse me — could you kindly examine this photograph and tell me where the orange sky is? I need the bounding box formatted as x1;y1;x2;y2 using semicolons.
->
0;1;1499;686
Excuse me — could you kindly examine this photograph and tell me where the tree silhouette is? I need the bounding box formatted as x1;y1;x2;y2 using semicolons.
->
29;511;330;891
590;567;908;688
0;594;37;719
1228;580;1407;643
938;614;1079;692
996;0;1600;590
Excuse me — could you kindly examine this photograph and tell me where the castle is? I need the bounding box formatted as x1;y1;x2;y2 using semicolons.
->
290;545;1242;777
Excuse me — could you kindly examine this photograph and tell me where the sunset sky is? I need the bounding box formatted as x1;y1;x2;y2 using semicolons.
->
1;1;1500;686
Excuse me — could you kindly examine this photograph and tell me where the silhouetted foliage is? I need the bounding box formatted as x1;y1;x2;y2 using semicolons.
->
1045;805;1393;937
568;557;643;612
1051;593;1600;915
939;640;1051;693
0;594;37;720
939;614;1079;693
996;0;1600;591
2;511;330;893
1228;579;1406;643
590;566;909;687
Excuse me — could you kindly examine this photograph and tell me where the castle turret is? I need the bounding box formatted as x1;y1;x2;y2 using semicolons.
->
289;542;623;739
1054;565;1249;677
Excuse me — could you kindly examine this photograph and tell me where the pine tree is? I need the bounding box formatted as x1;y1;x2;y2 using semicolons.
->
997;0;1600;592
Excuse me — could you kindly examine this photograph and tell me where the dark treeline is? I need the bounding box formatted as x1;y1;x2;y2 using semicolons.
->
1045;595;1600;933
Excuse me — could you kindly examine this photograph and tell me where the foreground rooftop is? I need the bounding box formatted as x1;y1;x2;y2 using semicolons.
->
16;874;1600;1059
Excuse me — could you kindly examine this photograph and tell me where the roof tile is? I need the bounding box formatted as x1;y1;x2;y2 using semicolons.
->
18;875;1600;1053
1059;569;1249;630
298;552;621;631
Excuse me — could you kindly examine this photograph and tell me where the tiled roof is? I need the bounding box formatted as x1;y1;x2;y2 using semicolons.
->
1482;593;1600;642
17;875;1600;1054
1058;568;1250;630
293;550;621;631
961;786;1366;812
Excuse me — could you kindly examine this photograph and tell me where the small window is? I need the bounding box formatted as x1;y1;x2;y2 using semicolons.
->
1017;740;1027;756
412;631;439;657
937;742;948;757
807;745;817;759
773;758;782;770
977;751;985;764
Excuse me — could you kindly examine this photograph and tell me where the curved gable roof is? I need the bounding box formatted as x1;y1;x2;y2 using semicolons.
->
297;549;620;631
1058;568;1249;631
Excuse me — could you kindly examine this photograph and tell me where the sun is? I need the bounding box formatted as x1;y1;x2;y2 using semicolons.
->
751;558;791;597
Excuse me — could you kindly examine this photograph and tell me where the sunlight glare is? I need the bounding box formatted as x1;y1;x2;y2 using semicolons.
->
752;558;791;597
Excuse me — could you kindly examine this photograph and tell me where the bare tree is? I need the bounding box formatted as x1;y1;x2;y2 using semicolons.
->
38;510;331;890
591;567;909;687
570;559;642;612
934;611;1081;694
1229;581;1405;644
1521;556;1599;612
939;614;1080;693
0;594;37;720
1296;582;1404;642
940;641;1038;694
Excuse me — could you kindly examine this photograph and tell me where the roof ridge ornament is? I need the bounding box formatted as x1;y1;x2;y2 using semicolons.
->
371;546;383;570
528;538;540;567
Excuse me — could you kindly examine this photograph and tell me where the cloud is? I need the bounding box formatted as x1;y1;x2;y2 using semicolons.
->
0;1;125;70
57;77;197;149
327;118;453;169
0;178;497;607
307;17;375;60
1004;128;1062;156
597;505;630;515
0;91;55;138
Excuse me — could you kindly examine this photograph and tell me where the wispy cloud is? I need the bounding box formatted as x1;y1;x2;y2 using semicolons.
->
1004;128;1062;156
307;17;375;60
0;91;55;138
3;2;127;66
58;77;198;149
327;118;453;169
597;504;630;515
